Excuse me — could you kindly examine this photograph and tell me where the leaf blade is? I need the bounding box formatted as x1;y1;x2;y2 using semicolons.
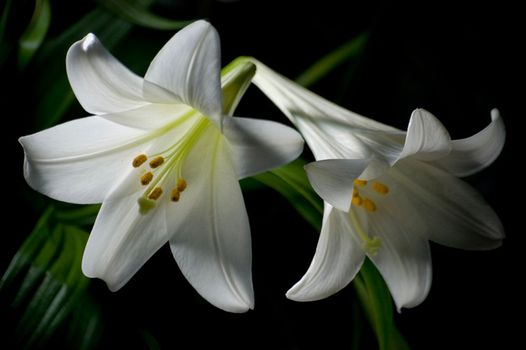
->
96;0;193;30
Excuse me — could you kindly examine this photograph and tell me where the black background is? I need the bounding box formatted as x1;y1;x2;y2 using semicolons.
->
2;0;523;348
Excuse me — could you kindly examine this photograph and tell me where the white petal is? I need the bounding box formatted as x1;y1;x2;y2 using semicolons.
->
361;202;432;311
250;59;401;160
390;159;504;249
66;33;147;115
220;59;256;116
222;116;304;179
286;204;365;301
434;109;505;177
396;108;451;162
304;159;370;212
144;20;222;126
19;117;147;204
82;192;173;291
169;126;254;313
100;103;195;130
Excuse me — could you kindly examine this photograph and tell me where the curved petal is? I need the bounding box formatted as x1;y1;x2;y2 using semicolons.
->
100;103;195;130
286;204;365;301
396;108;451;163
250;59;401;160
144;20;222;126
222;116;304;179
19;117;147;204
82;192;172;291
360;202;432;311
66;33;147;115
433;109;505;177
220;59;256;116
304;159;370;212
169;126;254;313
390;159;504;249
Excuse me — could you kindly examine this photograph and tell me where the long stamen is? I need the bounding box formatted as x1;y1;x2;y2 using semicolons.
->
348;209;381;255
136;117;210;215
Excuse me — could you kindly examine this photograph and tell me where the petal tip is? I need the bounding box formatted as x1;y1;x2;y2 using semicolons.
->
490;108;501;121
80;33;98;51
218;298;254;313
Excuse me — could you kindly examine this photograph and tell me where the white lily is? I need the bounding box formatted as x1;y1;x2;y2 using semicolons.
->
19;22;303;313
249;59;505;311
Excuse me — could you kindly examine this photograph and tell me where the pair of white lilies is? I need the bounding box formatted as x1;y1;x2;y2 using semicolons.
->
20;21;504;313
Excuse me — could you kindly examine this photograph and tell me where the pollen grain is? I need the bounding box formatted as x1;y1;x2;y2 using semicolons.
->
140;172;154;185
132;154;147;167
148;187;163;200
149;156;165;168
373;182;389;195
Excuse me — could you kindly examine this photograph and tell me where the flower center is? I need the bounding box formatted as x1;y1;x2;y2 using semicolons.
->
131;115;212;215
348;179;390;255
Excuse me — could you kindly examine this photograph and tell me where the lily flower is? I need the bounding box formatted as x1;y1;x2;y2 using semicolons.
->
249;59;505;311
19;22;303;313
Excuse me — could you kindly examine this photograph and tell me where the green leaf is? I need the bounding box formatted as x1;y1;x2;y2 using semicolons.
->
139;329;162;350
252;158;323;231
54;204;101;226
0;208;91;349
17;0;51;69
353;259;410;350
295;31;370;88
33;6;135;129
96;0;193;30
66;292;104;350
0;0;15;65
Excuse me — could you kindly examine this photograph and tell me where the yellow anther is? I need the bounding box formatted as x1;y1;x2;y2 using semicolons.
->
177;178;187;192
148;187;163;200
363;198;376;212
132;154;148;167
373;182;389;195
352;195;363;206
170;188;181;202
354;179;368;187
140;172;154;185
149;156;165;168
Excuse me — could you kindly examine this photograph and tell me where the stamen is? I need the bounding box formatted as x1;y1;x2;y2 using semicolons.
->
132;154;147;167
148;187;163;200
363;198;376;212
373;181;389;195
348;209;381;256
149;156;165;168
170;188;181;202
177;178;187;192
140;172;154;185
354;179;368;187
352;194;363;206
